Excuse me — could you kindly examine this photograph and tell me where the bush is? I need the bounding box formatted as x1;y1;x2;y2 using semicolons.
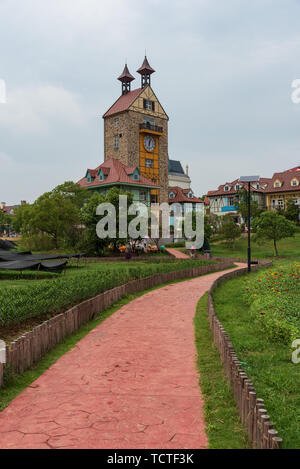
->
165;241;185;248
18;234;55;252
243;263;300;344
0;258;213;327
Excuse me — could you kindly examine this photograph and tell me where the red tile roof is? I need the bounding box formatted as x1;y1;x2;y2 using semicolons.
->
207;167;300;198
103;88;143;118
78;158;159;189
207;178;271;197
264;166;300;193
168;186;203;204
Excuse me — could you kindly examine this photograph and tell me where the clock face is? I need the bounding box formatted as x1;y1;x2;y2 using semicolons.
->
144;135;155;152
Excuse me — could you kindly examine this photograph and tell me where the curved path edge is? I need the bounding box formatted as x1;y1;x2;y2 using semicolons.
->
0;263;246;449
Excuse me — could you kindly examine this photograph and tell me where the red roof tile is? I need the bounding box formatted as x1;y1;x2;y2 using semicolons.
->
168;186;203;204
78;158;159;189
103;88;143;118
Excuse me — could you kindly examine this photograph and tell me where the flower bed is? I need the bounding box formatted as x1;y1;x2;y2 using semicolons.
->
243;263;300;343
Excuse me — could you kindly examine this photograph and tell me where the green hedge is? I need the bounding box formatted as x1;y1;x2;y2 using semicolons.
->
165;241;186;248
0;259;212;327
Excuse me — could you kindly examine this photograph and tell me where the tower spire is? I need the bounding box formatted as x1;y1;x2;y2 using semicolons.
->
118;63;135;95
137;55;155;88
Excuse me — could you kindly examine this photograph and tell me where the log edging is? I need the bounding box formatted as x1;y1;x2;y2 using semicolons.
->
208;259;283;449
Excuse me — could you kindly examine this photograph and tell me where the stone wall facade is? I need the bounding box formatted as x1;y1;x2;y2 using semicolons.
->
103;109;169;204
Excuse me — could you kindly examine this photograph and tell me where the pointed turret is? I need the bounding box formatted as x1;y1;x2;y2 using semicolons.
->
137;56;155;88
118;64;135;95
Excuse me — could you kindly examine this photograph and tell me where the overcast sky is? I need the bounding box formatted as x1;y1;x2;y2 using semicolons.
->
1;0;300;204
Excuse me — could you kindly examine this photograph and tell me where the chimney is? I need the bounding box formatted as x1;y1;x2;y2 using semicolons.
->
0;202;5;210
186;165;189;176
21;200;26;205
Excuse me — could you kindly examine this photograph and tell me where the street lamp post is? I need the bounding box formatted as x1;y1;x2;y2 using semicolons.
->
239;176;260;273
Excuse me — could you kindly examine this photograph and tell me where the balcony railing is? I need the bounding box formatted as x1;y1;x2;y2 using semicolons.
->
139;123;163;133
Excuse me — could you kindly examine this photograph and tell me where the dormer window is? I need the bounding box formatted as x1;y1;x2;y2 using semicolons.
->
235;184;241;191
255;184;260;190
291;178;299;187
224;185;230;191
188;191;194;198
274;180;281;188
169;191;175;199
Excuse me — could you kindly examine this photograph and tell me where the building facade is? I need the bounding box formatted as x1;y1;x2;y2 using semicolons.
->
207;166;300;221
102;57;169;204
77;157;158;206
264;167;300;210
168;159;191;189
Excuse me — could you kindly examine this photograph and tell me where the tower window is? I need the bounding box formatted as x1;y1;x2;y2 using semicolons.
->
143;99;155;111
114;118;119;128
114;135;119;150
145;159;153;168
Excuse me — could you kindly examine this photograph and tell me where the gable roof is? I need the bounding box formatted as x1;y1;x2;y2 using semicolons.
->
264;166;300;193
207;178;270;197
207;167;300;198
78;158;159;189
168;186;203;204
103;88;143;118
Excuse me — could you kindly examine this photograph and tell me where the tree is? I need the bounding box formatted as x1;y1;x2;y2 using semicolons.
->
0;210;9;233
52;181;90;209
80;187;134;255
80;192;107;255
252;211;297;256
285;198;299;223
220;215;241;247
235;189;261;224
13;191;81;249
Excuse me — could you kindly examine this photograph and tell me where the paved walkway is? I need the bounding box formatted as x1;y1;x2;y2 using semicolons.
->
165;248;190;259
0;264;245;449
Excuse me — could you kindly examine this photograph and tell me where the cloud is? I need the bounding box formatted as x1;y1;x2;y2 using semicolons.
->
0;85;85;134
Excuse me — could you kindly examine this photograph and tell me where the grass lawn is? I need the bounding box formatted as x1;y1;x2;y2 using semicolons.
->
212;260;300;449
195;294;250;449
210;230;300;259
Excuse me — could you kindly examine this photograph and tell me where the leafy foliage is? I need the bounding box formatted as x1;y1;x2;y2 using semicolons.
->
13;182;88;249
220;215;241;247
235;189;261;223
243;263;300;344
253;211;296;256
284;198;299;224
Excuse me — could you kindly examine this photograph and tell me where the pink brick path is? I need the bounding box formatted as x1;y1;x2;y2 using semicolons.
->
165;248;190;259
0;264;245;449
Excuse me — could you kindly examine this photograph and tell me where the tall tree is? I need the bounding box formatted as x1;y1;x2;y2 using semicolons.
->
80;187;134;255
285;198;299;223
220;214;241;247
253;211;296;256
235;189;261;223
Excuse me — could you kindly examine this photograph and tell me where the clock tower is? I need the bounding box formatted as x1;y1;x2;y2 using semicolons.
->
102;57;169;203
